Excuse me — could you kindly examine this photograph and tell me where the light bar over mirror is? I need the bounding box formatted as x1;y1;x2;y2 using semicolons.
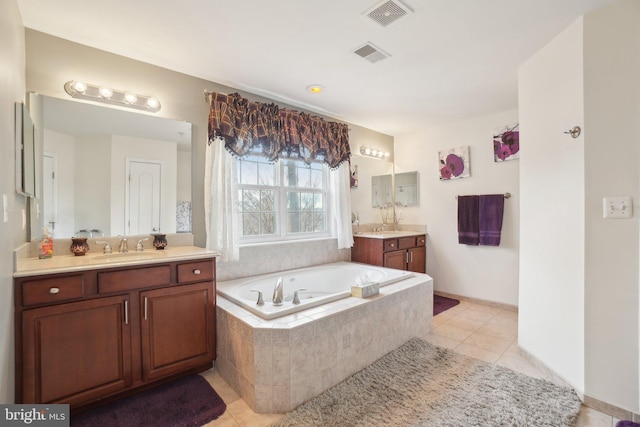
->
64;81;161;113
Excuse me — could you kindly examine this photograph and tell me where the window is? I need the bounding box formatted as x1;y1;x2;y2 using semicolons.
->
236;155;329;243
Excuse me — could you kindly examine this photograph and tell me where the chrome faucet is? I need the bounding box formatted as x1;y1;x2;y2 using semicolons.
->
272;277;284;306
118;236;129;253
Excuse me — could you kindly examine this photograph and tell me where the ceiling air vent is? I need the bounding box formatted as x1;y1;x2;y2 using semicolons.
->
354;43;390;64
363;0;412;27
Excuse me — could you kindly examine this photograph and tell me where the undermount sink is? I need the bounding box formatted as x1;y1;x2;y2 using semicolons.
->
91;251;160;261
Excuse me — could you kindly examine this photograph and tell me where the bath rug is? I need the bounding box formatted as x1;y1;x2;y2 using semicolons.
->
271;338;581;427
617;421;640;427
71;374;226;427
433;294;460;315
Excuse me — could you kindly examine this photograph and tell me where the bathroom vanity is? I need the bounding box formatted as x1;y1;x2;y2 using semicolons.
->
13;247;217;411
351;231;426;273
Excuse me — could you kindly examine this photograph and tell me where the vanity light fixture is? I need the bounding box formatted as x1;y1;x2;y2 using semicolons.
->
64;80;161;113
360;145;390;159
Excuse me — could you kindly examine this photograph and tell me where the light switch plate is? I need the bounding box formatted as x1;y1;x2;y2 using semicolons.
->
603;196;633;219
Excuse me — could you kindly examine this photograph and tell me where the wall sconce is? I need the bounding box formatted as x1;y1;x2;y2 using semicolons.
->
360;145;390;159
64;81;161;113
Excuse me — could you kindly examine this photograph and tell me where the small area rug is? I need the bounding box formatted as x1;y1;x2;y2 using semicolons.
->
617;421;640;427
433;294;460;315
71;374;226;427
271;338;581;427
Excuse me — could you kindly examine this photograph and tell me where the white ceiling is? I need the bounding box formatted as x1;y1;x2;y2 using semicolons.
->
17;0;615;136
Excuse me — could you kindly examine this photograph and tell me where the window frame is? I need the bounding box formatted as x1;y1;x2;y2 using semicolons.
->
236;155;332;245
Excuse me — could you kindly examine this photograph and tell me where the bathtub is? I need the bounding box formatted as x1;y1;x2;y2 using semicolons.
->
216;261;414;320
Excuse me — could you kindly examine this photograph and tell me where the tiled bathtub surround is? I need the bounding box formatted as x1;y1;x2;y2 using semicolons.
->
216;238;351;282
216;273;433;413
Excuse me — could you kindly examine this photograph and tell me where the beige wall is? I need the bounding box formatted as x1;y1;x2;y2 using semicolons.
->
583;0;640;412
518;16;586;393
394;109;520;306
25;29;392;249
0;0;27;404
519;0;640;413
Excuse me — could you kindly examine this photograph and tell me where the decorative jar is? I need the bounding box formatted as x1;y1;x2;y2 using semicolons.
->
70;237;90;256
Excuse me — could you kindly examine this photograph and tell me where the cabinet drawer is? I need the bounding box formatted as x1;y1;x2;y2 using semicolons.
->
177;260;214;284
22;275;84;306
383;239;399;251
416;235;426;246
98;265;171;293
398;236;417;249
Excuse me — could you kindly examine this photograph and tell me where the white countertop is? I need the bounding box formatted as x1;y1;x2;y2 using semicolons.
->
353;231;426;240
14;246;219;277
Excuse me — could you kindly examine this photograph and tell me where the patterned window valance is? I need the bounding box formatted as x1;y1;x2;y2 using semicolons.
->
207;92;350;169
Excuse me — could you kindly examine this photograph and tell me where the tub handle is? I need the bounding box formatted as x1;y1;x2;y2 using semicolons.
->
292;288;307;305
250;289;265;306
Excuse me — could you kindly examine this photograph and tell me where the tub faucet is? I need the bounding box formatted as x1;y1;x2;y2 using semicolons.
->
273;277;284;306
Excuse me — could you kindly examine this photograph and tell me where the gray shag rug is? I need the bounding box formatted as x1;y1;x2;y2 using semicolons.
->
271;338;581;427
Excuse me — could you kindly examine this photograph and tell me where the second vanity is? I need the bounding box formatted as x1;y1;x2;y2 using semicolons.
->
13;244;218;412
351;230;427;273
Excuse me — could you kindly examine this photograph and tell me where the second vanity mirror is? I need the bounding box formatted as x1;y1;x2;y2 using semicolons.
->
30;94;193;240
372;171;419;208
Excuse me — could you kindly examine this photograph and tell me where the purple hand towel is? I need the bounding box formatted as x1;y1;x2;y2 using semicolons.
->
457;195;479;245
479;194;505;246
616;421;640;427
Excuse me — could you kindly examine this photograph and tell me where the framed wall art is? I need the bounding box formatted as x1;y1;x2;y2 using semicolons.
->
439;146;470;180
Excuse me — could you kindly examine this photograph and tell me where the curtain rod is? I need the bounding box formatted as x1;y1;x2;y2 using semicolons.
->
456;193;511;199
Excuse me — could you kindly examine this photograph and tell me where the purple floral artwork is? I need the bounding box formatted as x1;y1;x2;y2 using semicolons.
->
439;146;470;181
493;123;519;162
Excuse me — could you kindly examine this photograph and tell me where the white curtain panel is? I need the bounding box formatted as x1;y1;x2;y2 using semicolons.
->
204;138;239;262
330;162;354;249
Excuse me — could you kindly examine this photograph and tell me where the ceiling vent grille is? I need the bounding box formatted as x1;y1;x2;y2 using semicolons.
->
363;0;412;27
354;43;390;63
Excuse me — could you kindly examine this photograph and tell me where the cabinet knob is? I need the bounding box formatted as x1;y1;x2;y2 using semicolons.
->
390;243;395;247
49;287;60;294
193;269;201;275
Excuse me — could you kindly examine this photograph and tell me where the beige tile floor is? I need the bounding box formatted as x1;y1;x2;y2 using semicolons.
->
200;299;621;427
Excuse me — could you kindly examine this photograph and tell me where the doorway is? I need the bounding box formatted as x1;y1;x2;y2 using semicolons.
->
126;159;162;235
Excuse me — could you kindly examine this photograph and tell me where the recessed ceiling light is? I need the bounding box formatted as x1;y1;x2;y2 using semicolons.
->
306;85;324;94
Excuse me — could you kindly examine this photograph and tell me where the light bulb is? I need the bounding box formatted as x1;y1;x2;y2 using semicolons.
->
72;81;87;93
146;97;160;109
124;92;138;104
364;148;371;155
99;87;113;98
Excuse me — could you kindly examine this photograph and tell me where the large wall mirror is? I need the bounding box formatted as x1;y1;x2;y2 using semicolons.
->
29;94;192;240
15;102;37;198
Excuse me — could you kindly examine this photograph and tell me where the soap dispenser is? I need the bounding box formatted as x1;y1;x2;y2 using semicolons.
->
39;227;53;259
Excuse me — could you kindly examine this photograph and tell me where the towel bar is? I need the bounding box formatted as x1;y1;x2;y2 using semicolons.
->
456;193;511;199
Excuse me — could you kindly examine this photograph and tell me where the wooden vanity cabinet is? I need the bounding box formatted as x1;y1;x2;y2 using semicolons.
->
14;257;216;411
352;234;426;273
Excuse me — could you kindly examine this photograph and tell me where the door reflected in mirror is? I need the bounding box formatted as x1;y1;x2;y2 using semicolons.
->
31;94;192;239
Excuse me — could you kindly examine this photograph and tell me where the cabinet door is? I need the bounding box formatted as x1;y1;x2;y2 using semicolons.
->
383;249;407;271
140;282;215;381
408;246;427;273
21;295;132;405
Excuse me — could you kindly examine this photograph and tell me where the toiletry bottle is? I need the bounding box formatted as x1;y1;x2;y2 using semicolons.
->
39;227;53;259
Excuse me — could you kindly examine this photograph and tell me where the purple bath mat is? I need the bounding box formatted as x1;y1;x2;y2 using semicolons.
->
617;421;640;427
434;294;460;316
71;374;226;427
